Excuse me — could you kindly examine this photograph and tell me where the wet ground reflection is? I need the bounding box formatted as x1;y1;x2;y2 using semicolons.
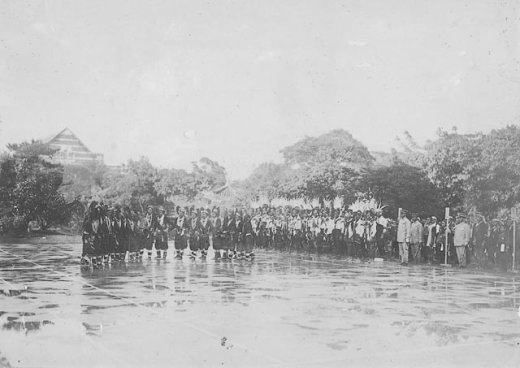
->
1;235;520;367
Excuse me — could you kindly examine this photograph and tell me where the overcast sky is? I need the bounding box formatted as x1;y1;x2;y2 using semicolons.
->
0;0;519;179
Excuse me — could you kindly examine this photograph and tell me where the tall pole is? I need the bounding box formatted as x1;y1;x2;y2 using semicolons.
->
444;207;449;266
513;220;516;272
512;207;516;272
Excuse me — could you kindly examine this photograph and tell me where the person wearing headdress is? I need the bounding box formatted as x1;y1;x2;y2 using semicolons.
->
251;208;261;247
142;206;156;259
103;206;117;263
273;207;285;249
375;209;388;257
198;209;212;258
210;207;224;259
333;208;345;254
233;210;243;258
127;209;140;261
308;208;321;251
188;209;201;258
154;207;171;259
425;216;440;264
342;210;354;256
112;206;128;261
325;210;335;251
81;201;101;267
257;205;269;249
239;212;255;259
397;209;411;265
291;207;304;250
410;215;423;264
266;207;276;249
366;212;379;258
174;207;189;258
223;211;237;259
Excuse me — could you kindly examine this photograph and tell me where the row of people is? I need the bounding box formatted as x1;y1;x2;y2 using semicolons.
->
82;202;517;270
397;210;515;269
81;202;393;266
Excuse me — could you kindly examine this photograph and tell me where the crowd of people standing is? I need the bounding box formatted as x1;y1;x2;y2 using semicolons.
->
81;201;517;271
396;210;515;270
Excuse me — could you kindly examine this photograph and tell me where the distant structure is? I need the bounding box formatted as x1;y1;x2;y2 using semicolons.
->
44;128;104;165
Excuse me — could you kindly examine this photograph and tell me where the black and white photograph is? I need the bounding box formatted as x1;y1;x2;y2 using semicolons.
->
1;0;520;367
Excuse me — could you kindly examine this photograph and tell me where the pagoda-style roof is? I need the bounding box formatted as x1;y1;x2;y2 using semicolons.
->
44;128;103;165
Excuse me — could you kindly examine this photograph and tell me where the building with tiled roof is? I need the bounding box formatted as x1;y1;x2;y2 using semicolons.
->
44;128;103;165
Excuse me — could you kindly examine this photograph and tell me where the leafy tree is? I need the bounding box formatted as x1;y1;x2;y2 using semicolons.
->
239;129;374;203
155;167;198;201
465;125;520;215
0;140;70;230
60;161;107;202
191;157;227;192
424;130;483;211
241;162;288;201
100;156;159;212
281;129;374;170
358;161;444;218
280;129;373;201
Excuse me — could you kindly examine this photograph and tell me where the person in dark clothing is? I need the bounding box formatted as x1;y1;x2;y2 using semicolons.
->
472;214;489;268
154;207;171;259
81;201;102;266
174;208;189;258
113;206;127;261
239;213;255;259
142;206;156;259
210;208;224;259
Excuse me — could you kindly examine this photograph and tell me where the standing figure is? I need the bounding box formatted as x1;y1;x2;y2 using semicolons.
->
410;215;423;264
332;209;345;254
425;217;440;263
211;208;224;259
257;206;269;249
375;210;388;257
240;213;255;259
104;207;117;263
154;207;171;259
143;206;156;259
113;206;128;261
199;210;212;258
127;209;140;261
223;212;237;259
174;208;189;258
397;210;411;265
188;210;201;258
82;201;102;266
453;214;471;267
273;208;286;249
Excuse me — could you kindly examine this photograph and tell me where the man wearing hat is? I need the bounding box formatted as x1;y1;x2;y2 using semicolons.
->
397;209;411;265
454;214;471;267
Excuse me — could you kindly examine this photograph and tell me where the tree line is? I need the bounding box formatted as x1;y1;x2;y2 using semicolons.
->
1;125;519;233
